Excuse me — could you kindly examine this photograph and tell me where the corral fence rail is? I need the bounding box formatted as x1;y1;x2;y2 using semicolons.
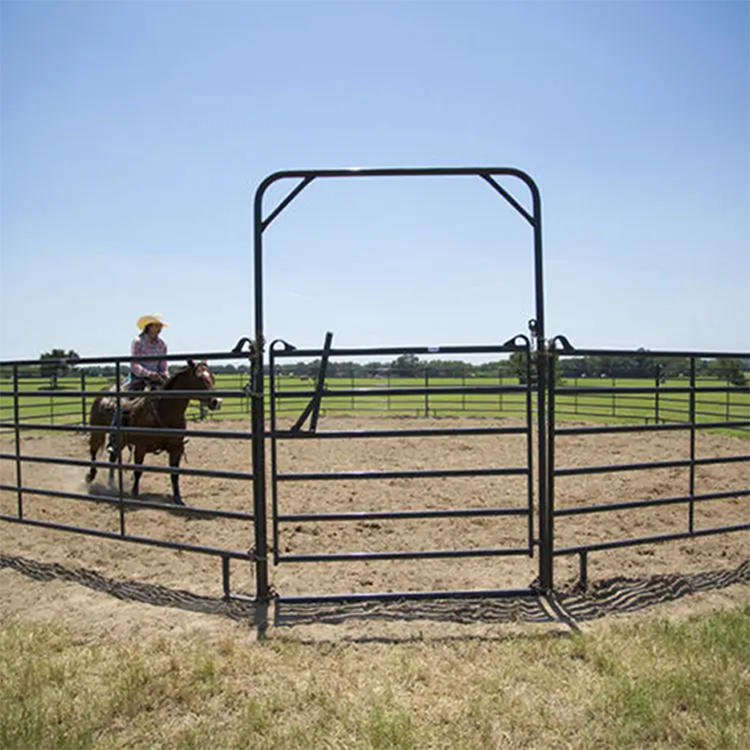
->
1;342;747;597
546;344;750;589
268;337;536;582
0;346;258;600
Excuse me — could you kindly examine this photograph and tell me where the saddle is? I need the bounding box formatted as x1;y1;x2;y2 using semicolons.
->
107;381;163;453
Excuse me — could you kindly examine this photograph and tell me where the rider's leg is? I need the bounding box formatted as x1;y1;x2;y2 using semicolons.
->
108;378;145;454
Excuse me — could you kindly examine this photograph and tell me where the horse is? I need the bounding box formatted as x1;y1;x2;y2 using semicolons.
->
85;360;222;505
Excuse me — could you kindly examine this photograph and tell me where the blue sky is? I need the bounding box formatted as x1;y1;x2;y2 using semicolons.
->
1;0;748;363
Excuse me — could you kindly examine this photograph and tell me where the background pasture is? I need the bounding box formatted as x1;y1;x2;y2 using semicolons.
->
2;371;748;432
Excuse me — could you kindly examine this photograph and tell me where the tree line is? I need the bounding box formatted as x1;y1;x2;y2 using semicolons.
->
272;351;748;385
1;348;747;387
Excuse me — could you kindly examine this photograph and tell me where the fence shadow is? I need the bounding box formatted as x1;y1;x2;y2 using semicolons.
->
273;561;749;630
557;560;750;621
274;593;557;629
0;553;258;623
2;553;747;638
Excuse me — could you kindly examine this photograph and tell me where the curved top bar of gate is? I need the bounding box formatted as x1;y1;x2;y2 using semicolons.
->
252;166;545;352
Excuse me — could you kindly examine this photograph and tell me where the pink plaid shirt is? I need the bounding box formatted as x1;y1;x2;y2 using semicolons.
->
131;334;168;380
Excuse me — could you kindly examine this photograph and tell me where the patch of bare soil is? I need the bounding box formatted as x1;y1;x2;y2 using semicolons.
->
1;417;748;642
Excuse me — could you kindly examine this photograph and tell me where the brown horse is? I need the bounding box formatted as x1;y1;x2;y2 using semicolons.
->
85;360;221;505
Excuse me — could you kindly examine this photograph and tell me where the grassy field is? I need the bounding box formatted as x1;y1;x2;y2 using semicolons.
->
1;604;748;749
1;373;748;433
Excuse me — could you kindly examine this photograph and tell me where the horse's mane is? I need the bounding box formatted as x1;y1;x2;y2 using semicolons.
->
161;364;191;391
161;361;208;391
128;363;197;422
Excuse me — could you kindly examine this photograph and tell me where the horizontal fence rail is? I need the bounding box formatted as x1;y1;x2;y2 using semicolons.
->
4;368;747;430
268;340;537;574
0;348;259;600
1;341;748;606
547;346;750;589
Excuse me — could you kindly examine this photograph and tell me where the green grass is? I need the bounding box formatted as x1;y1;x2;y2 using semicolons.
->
1;605;748;749
1;374;748;433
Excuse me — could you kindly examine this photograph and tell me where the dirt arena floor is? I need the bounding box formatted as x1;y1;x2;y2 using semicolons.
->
1;416;748;640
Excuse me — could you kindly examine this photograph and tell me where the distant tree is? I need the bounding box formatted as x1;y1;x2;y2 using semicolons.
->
508;350;530;382
712;359;748;387
363;361;388;378
39;349;80;387
391;353;421;378
509;350;566;385
475;360;507;376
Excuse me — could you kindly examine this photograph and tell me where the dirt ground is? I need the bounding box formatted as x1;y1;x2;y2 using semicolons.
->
1;417;748;641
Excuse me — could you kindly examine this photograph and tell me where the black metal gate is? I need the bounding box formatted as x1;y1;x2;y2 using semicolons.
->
267;336;538;602
249;167;552;603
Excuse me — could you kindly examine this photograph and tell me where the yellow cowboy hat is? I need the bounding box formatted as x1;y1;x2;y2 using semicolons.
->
137;314;169;332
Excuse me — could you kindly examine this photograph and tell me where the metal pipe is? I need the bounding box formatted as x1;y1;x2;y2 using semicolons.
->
278;506;529;523
578;551;588;592
554;523;750;556
689;358;697;533
13;365;22;519
277;586;540;606
554;488;749;517
279;546;533;564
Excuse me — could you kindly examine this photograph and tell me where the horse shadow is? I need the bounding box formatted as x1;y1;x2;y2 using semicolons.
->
85;482;220;520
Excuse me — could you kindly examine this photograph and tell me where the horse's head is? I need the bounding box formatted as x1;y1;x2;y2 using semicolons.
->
186;359;222;411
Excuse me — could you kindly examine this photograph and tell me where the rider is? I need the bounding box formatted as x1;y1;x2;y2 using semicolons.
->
128;314;169;391
108;314;169;453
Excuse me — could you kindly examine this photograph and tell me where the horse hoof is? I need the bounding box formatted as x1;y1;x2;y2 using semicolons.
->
173;497;185;507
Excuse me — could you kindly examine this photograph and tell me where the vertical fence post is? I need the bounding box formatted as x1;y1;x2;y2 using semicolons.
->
524;343;535;552
654;364;661;424
13;365;23;519
241;370;248;416
114;362;126;537
250;347;270;609
541;343;556;591
537;338;553;592
80;371;87;425
267;347;280;566
725;374;731;420
689;357;696;534
49;373;55;426
424;363;430;418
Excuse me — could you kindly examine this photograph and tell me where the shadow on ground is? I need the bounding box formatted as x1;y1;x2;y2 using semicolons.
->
2;553;747;637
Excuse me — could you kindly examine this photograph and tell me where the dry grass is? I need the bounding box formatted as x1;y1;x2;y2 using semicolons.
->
2;604;749;750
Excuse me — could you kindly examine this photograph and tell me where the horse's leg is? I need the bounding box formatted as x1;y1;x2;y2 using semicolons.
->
106;410;123;491
107;441;119;491
169;447;184;506
86;399;108;484
86;431;105;484
131;445;146;499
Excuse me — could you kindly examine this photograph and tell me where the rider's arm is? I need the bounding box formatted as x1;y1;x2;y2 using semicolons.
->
156;341;168;379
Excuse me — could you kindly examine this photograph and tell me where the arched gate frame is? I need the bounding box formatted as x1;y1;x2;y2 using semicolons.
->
250;167;554;604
